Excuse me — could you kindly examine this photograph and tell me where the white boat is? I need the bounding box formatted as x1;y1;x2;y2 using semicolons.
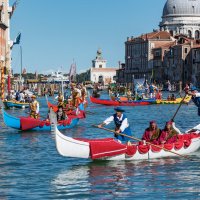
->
52;118;200;160
47;71;69;83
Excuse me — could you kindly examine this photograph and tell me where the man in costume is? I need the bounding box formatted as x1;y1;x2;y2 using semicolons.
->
142;121;161;144
55;92;64;107
30;95;39;119
186;86;200;116
98;107;132;145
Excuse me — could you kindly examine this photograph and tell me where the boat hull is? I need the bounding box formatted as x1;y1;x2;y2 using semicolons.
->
54;126;200;160
156;96;191;104
90;96;191;106
90;96;151;106
3;100;29;108
2;109;79;131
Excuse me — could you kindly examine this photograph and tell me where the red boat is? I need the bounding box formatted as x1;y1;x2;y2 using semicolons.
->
90;96;150;106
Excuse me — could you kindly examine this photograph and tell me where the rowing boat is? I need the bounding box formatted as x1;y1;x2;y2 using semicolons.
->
90;96;191;107
3;100;30;108
90;96;151;106
156;96;191;104
54;122;200;160
2;108;84;131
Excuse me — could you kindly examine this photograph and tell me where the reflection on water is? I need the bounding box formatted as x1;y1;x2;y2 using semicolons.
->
51;158;200;199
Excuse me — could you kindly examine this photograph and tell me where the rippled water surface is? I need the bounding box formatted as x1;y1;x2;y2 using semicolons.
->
0;93;200;199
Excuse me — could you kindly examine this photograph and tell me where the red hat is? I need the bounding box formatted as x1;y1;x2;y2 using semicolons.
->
150;120;156;124
166;121;173;125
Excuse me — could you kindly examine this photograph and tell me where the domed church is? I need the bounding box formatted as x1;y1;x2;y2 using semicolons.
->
160;0;200;39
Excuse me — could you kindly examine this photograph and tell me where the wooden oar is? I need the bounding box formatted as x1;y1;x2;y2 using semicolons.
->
86;110;95;114
171;93;187;121
93;125;191;160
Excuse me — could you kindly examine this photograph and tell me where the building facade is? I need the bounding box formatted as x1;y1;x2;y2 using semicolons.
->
124;31;174;83
191;45;200;87
121;0;200;87
77;49;117;85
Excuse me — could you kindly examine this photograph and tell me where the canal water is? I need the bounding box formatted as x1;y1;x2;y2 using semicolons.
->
0;93;199;199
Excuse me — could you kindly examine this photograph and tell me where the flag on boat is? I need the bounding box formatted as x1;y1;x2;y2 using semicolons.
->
10;0;19;17
134;78;146;93
69;61;76;82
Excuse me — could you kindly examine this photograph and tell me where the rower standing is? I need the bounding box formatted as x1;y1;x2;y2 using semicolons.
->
98;107;132;145
29;95;39;119
55;92;64;107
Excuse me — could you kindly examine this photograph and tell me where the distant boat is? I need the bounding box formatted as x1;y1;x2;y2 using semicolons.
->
47;71;69;83
3;100;30;109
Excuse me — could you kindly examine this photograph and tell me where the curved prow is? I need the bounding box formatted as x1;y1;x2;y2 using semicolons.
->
49;107;57;132
54;127;90;158
172;122;181;134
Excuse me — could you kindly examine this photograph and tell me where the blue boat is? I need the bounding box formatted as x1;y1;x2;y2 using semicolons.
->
2;109;82;131
3;100;30;109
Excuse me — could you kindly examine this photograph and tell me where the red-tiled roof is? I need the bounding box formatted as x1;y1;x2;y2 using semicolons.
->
138;31;171;40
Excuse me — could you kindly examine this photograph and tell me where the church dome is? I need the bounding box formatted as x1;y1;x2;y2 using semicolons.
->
163;0;200;17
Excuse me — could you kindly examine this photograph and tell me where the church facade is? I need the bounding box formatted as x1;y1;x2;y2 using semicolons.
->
76;49;117;85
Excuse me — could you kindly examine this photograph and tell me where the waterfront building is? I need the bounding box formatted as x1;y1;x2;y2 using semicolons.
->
122;0;200;87
162;36;194;84
152;41;176;82
77;49;117;85
0;0;14;98
191;45;200;87
125;31;174;82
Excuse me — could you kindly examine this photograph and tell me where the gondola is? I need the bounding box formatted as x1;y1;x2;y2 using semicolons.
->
90;96;151;106
2;108;84;131
3;100;30;109
54;124;200;160
90;96;191;106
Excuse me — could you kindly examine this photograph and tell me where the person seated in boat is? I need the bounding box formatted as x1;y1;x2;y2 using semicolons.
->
15;91;20;101
29;95;39;119
55;92;64;107
56;105;67;121
155;90;162;100
167;94;172;101
171;93;176;101
126;89;132;101
114;91;120;101
142;121;161;145
158;121;179;144
19;91;25;102
98;107;132;146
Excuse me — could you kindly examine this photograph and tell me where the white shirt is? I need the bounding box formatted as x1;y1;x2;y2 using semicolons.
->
103;114;129;132
195;92;200;97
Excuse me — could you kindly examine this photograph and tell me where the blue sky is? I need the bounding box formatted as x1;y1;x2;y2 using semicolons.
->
10;0;166;74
